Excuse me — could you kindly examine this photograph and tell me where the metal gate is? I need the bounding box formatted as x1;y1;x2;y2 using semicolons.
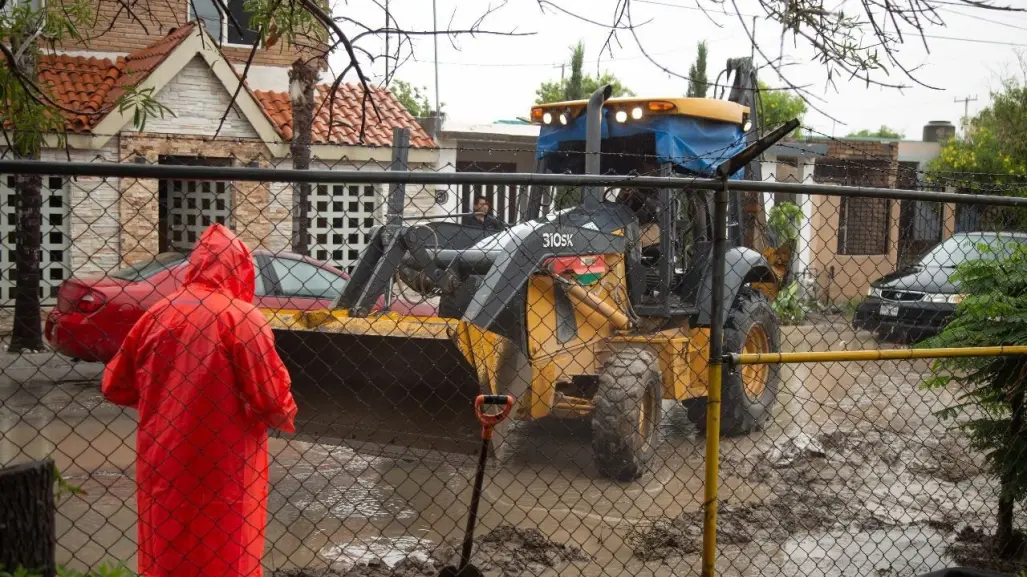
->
459;183;521;225
165;178;232;252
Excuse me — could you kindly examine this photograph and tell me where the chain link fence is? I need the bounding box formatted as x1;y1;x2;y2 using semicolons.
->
2;145;1027;577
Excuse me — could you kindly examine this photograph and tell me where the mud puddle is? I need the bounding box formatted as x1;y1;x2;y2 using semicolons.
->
274;525;589;577
629;425;992;566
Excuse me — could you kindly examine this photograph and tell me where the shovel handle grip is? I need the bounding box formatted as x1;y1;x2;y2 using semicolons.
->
475;394;514;434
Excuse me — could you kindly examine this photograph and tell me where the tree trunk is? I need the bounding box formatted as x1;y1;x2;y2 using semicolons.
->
9;41;44;353
0;460;57;577
997;383;1025;557
289;59;318;256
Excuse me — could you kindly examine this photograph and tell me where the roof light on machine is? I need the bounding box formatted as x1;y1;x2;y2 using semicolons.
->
529;98;745;126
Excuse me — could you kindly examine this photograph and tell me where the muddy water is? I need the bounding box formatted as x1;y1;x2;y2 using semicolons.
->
0;323;1001;576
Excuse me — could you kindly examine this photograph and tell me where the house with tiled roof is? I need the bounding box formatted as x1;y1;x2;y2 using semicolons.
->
2;4;439;304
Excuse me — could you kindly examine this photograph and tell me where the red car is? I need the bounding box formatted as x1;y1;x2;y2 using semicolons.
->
45;249;437;363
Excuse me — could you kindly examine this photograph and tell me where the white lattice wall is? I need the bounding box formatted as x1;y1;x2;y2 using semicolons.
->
0;175;72;306
307;182;382;273
263;161;451;273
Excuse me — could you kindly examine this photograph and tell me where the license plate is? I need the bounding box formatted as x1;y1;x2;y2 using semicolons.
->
880;303;899;317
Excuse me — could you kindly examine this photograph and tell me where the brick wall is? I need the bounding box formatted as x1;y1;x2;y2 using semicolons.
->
141;56;261;138
58;0;321;68
812;139;900;188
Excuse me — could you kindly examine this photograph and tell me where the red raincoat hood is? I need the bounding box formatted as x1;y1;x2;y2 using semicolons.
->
182;224;255;302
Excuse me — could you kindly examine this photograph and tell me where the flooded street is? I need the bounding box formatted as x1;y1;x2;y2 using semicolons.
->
0;321;1004;577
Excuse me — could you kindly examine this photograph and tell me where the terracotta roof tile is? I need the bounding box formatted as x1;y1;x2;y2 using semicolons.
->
12;22;429;150
254;84;436;148
107;22;196;105
36;54;120;132
27;22;197;133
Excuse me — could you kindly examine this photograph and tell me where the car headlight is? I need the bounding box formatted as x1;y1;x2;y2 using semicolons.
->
868;287;883;298
921;293;964;304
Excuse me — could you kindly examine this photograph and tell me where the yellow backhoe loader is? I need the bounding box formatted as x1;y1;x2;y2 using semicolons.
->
270;57;796;481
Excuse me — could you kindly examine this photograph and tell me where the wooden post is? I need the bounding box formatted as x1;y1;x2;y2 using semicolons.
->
0;459;57;577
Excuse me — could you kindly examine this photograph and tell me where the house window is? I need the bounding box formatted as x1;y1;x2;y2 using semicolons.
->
838;196;891;255
188;0;260;45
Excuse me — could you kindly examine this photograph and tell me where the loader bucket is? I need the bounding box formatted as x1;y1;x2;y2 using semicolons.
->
268;311;487;456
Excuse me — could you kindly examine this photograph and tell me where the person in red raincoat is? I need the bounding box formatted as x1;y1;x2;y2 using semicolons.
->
102;224;297;577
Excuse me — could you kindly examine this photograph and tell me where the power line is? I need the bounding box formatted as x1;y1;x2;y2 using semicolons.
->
922;33;1027;47
634;0;1027;47
938;6;1027;32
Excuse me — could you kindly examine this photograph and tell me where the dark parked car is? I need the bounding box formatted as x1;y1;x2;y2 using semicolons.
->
853;231;1027;343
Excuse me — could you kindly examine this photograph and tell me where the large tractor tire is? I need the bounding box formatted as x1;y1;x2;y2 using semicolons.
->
592;349;663;481
687;287;781;436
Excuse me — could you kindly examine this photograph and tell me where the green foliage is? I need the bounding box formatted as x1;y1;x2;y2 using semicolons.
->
768;201;803;246
846;126;904;139
771;280;806;325
59;561;135;577
1;561;135;577
768;202;806;324
243;0;327;48
686;41;708;98
756;81;806;138
0;67;67;156
534;41;634;104
926;78;1027;229
54;466;85;503
0;566;41;577
928;78;1027;185
920;240;1027;505
388;79;437;119
117;87;175;134
0;1;174;156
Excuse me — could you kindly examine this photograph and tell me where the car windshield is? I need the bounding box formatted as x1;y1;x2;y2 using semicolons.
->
110;252;188;282
917;234;1027;268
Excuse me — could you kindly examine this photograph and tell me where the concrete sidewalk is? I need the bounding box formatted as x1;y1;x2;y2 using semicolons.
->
0;349;104;385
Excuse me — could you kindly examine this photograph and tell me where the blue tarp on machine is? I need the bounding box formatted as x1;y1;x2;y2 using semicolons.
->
535;110;748;179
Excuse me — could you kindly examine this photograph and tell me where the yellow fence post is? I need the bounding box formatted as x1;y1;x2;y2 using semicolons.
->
701;180;731;577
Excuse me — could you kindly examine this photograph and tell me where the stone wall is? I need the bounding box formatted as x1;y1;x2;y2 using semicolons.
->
141;56;260;139
117;134;279;265
57;146;123;277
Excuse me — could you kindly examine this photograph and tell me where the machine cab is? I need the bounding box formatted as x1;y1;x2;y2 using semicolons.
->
525;96;756;316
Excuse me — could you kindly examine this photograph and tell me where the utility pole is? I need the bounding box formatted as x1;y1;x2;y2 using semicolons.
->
954;95;977;131
432;0;440;138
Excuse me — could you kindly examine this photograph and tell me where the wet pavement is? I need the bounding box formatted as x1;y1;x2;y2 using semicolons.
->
0;321;1007;576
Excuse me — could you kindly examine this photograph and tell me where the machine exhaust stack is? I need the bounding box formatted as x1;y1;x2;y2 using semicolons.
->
582;84;613;211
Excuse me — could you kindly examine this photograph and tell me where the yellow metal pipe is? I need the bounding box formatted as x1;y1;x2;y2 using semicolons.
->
730;345;1027;365
701;363;722;577
564;283;633;330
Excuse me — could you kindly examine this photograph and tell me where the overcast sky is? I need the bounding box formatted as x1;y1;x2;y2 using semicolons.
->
330;0;1027;140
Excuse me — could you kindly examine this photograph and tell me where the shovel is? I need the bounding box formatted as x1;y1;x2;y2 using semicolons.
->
437;394;515;577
